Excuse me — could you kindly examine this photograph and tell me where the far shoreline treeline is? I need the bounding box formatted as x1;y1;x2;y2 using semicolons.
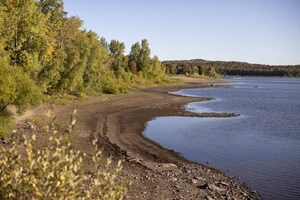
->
163;59;300;77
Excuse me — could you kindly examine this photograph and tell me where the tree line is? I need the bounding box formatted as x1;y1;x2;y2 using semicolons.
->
0;0;167;115
164;59;300;77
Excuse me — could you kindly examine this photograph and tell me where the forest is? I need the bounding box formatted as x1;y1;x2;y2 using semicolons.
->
164;59;300;77
0;0;167;119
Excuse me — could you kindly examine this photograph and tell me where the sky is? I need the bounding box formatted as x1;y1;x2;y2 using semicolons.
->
63;0;300;65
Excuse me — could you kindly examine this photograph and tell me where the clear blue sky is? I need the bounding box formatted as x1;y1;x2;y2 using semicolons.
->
64;0;300;65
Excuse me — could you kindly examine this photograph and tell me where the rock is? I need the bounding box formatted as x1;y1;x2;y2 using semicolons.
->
195;176;206;182
208;183;225;192
241;191;248;196
129;157;143;163
192;179;198;184
197;183;209;189
162;163;177;168
219;181;229;186
206;196;214;200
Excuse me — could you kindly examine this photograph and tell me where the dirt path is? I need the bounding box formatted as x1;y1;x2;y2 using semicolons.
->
15;77;258;199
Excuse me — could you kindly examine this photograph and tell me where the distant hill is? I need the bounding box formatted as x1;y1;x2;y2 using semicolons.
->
163;59;300;77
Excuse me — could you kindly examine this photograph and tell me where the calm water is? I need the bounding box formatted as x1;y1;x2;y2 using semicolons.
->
143;77;300;200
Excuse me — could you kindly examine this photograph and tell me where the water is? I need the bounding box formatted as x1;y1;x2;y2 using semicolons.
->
143;77;300;200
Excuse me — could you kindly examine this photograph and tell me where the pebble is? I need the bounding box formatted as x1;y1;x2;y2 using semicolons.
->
195;176;206;181
162;163;178;168
198;183;209;189
219;181;229;186
208;183;225;192
206;196;214;200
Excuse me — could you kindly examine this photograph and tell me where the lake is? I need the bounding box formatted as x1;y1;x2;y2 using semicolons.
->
143;77;300;200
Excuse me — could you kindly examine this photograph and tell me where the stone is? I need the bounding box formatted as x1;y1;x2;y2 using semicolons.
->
206;196;214;200
198;183;209;189
195;176;206;182
219;181;229;186
162;163;178;168
208;183;225;192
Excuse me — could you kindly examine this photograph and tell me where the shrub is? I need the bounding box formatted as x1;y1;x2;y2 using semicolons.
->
102;82;128;94
0;110;15;137
0;59;43;114
0;110;129;199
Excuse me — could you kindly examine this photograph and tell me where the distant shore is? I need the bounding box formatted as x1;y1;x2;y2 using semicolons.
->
15;76;258;199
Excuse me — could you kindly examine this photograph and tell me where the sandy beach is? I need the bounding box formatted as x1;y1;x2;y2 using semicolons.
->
14;77;258;199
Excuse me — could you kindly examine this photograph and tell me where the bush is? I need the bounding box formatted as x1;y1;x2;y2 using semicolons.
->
102;82;128;94
0;110;15;137
0;110;129;199
0;59;43;114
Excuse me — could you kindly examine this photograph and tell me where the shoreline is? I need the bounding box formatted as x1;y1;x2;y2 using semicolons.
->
14;77;258;199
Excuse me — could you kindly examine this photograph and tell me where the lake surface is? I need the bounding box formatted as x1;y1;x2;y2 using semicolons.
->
143;77;300;200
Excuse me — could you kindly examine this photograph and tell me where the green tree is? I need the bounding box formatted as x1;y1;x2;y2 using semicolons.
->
192;66;199;74
109;39;125;57
100;36;108;50
53;17;90;93
0;0;53;78
83;31;110;93
138;39;151;71
108;40;126;75
142;55;166;82
128;42;141;72
37;0;67;93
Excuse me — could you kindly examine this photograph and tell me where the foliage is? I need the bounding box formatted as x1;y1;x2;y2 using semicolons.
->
0;0;54;78
0;59;43;114
0;110;129;199
101;72;128;94
108;40;128;76
0;0;168;115
0;110;15;137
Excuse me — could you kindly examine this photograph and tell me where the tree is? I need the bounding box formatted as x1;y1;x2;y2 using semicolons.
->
83;31;109;92
52;17;90;93
108;39;125;57
100;36;108;50
138;39;151;71
108;40;126;74
0;59;42;114
128;42;141;72
0;0;53;79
